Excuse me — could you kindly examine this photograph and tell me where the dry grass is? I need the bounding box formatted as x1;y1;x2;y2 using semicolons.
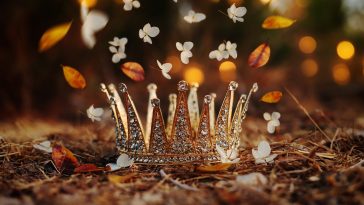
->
0;107;364;204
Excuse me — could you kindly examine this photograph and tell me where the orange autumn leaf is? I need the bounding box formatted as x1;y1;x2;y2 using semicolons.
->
260;91;283;103
39;22;72;52
52;144;80;171
62;65;86;89
108;173;136;184
248;43;270;68
196;163;232;172
74;164;105;173
262;16;296;29
121;62;145;82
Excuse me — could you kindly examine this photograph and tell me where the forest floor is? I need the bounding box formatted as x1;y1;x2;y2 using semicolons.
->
1;99;364;205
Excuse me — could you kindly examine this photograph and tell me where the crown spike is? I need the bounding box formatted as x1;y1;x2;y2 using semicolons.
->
196;95;213;153
100;83;127;151
240;83;258;123
188;83;200;135
108;83;128;136
149;98;169;154
171;81;194;154
229;94;247;149
214;81;238;149
166;93;177;139
119;83;145;153
145;83;157;150
209;93;216;137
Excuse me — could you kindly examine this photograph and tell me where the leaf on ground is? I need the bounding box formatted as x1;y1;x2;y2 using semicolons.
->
108;173;136;184
52;144;80;171
262;16;296;29
248;43;270;68
62;65;87;89
74;164;105;173
196;163;232;172
260;91;283;103
121;62;145;82
39;22;72;52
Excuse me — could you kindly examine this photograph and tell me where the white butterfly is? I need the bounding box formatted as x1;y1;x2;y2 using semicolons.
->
216;144;240;164
80;5;109;49
183;10;206;23
86;105;104;122
236;172;268;187
123;0;140;11
106;154;134;171
33;140;52;153
226;41;237;59
157;60;172;79
109;37;128;63
227;3;247;23
263;112;281;134
176;41;193;64
209;43;229;61
139;23;160;44
252;140;278;164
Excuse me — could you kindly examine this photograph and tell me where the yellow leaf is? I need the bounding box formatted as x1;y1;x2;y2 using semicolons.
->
108;173;136;184
196;163;232;172
39;22;72;52
262;16;296;29
62;65;86;89
260;91;283;103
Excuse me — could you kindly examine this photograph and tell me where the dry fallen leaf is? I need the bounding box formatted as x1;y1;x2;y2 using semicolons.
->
196;163;232;172
262;16;296;29
248;43;270;68
108;173;136;184
74;164;105;173
62;65;87;89
39;22;72;52
121;62;145;82
260;91;283;103
52;144;80;171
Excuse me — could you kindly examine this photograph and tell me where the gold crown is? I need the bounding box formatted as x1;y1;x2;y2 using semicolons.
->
100;81;258;164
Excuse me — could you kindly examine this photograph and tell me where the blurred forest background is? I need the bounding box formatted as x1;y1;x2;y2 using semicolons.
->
0;0;363;121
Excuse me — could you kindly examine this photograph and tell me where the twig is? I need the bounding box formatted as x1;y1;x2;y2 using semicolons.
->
159;169;199;191
284;87;331;141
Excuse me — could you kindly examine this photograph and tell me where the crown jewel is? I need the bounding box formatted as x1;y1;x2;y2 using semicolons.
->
101;81;258;164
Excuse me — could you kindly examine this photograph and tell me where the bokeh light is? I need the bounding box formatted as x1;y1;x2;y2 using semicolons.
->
332;63;350;85
298;36;317;54
219;61;237;82
260;0;271;4
228;0;243;6
78;0;97;8
184;66;204;84
336;41;355;60
166;56;182;74
301;58;318;77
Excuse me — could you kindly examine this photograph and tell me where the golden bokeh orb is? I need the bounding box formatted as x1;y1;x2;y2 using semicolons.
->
298;36;317;54
301;59;318;77
78;0;97;8
184;66;204;84
219;61;237;82
336;41;355;60
332;63;350;85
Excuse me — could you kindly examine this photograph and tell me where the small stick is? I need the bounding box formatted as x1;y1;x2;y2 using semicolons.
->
284;87;331;141
159;169;199;191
